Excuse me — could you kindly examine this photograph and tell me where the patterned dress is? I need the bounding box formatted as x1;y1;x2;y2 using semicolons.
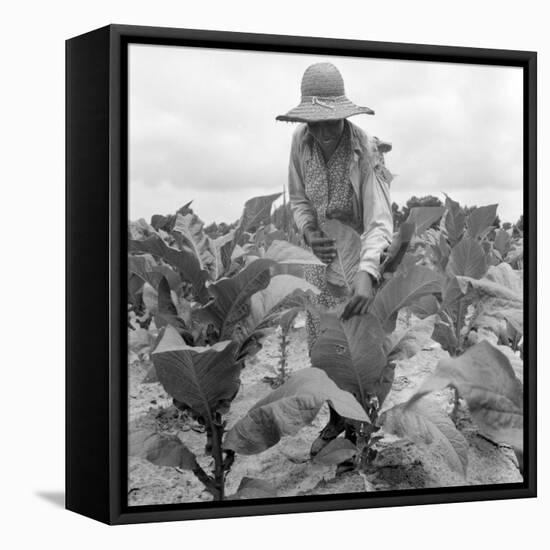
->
304;125;363;351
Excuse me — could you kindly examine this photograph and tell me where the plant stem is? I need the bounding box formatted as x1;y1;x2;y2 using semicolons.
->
455;298;463;353
280;329;288;383
191;464;217;496
209;418;226;501
450;385;460;424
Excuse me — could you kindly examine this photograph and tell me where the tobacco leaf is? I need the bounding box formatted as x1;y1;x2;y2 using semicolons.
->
129;429;198;470
321;219;361;296
406;206;446;236
312;438;358;466
442;195;466;247
447;237;488;280
382;221;415;275
173;213;217;279
371;265;443;331
409;340;523;452
264;239;324;266
466;204;498;240
230;477;278;500
310;312;388;407
381;397;468;475
223;368;369;455
197;258;274;340
152;326;241;419
129;234;209;302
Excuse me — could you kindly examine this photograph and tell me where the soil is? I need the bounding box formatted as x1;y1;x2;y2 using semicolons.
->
127;316;522;506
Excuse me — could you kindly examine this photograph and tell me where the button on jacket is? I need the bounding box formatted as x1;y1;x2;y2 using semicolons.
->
287;120;394;280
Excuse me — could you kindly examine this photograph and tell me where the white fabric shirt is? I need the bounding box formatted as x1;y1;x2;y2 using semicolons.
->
287;121;394;280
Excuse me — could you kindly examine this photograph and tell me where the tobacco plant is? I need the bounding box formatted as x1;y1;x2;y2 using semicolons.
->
228;200;524;479
129;194;524;500
226;208;448;470
128;194;370;500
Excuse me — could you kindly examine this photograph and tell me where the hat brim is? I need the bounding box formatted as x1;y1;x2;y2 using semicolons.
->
276;97;374;123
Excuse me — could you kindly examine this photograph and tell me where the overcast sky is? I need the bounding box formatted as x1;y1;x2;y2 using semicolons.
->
129;44;523;225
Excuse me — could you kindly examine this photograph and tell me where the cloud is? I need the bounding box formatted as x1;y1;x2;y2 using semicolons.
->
129;45;523;224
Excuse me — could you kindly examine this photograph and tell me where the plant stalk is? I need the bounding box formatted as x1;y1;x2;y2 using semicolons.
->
279;329;288;383
455;298;464;354
209;418;226;501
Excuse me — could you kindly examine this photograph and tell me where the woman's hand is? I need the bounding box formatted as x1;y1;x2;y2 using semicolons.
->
341;271;375;321
304;228;336;264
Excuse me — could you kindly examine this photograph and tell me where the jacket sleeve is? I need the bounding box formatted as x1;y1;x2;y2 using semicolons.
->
287;127;317;235
358;151;394;280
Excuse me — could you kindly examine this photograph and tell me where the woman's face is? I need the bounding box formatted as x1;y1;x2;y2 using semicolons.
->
307;119;345;147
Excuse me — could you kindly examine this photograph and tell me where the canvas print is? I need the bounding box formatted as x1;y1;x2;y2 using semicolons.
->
127;44;524;506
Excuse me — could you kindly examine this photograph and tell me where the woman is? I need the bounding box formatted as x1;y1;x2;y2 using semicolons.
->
276;62;394;351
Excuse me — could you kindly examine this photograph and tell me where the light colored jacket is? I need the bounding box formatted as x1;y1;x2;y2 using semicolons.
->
287;121;394;280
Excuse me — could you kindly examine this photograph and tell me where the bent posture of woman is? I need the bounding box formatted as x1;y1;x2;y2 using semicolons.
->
277;62;395;460
277;62;394;351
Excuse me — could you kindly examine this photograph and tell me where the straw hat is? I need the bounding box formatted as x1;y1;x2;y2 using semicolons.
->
276;62;374;123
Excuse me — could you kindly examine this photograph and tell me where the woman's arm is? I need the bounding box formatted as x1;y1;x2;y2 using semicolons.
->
358;162;394;280
342;150;393;321
287;126;317;236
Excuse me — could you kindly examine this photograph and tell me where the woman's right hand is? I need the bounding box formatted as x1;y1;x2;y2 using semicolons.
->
304;228;337;264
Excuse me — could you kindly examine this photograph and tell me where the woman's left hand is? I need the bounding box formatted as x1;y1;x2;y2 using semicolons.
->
341;271;375;321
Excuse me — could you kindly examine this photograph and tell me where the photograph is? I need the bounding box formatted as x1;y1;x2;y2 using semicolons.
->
126;43;525;506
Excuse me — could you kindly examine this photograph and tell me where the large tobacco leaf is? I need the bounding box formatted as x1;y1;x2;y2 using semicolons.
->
380;397;468;475
197;258;274;340
173;213;217;279
312;438;358;466
150;200;194;232
447;237;488;279
442;195;466;247
129;233;209;302
233;192;282;244
264;240;324;266
485;263;523;296
310;312;389;407
431;321;459;355
247;274;319;331
128;253;180;289
154;277;192;341
381;221;415;274
406;206;446;236
129;428;198;470
428;232;451;272
455;263;523;337
321;219;361;295
456;274;522;302
152;326;240;420
211;230;237;279
128;254;157;285
128;254;157;305
371;265;443;331
223;368;369;454
237;275;319;359
441;274;466;309
494;229;512;258
408;295;440;318
409;340;523;452
466;204;498;240
229;477;278;500
129;218;155;240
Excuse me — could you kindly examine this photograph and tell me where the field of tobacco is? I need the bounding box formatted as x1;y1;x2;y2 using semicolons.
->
127;194;524;504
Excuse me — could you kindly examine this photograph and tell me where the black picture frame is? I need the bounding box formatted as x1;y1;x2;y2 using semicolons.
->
66;24;537;525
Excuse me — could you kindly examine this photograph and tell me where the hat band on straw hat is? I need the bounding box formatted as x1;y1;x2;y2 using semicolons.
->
304;95;344;110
